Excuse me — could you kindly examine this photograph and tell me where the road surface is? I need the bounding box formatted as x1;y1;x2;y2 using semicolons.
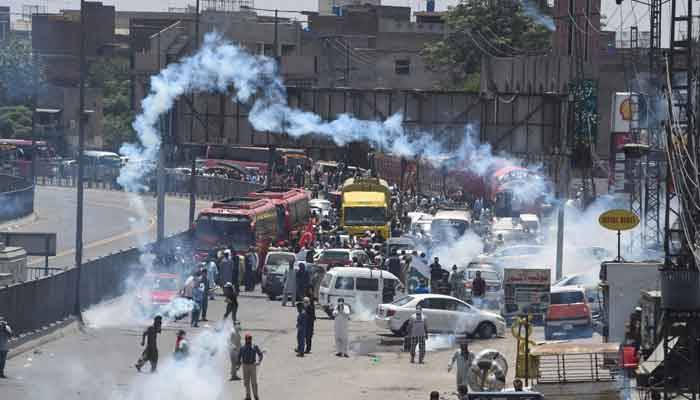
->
0;287;553;400
3;186;208;268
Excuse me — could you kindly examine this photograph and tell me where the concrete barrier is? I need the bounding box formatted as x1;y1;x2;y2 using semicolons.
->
0;174;34;223
0;231;192;337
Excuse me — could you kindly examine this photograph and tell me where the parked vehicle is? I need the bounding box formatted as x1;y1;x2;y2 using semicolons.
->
319;267;403;319
374;293;506;339
315;248;370;268
138;273;184;317
544;285;593;340
261;251;296;300
309;198;332;217
476;245;548;272
552;272;601;318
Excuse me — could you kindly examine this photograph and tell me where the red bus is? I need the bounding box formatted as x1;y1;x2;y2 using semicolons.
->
194;197;278;261
248;188;310;243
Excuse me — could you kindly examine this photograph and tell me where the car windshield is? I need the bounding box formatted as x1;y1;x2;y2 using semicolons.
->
319;251;349;261
101;155;122;168
153;278;177;291
551;291;584;304
344;207;386;225
267;253;295;266
392;296;413;306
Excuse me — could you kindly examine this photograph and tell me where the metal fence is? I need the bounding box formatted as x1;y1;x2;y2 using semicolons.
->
34;172;263;200
0;174;34;223
0;232;191;336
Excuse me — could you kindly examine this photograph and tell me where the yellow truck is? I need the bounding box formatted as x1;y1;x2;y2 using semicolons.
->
340;177;391;239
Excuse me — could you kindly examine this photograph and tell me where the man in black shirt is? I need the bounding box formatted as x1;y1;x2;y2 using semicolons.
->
223;282;239;323
238;334;263;400
135;316;162;372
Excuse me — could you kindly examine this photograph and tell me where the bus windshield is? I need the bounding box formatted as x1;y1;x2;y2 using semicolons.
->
195;214;253;250
344;207;386;226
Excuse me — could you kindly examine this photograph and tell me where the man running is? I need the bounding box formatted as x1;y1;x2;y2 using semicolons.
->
135;316;162;372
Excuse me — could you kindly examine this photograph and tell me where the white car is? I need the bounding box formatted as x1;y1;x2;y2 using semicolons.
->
476;245;548;270
375;294;506;339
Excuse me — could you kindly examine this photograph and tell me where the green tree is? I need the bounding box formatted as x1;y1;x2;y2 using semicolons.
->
422;1;552;89
0;106;33;138
0;36;42;105
89;58;136;150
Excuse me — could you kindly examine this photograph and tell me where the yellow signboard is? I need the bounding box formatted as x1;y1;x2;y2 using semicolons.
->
598;209;640;231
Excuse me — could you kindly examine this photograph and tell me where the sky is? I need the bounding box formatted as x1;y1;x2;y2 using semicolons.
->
5;0;679;46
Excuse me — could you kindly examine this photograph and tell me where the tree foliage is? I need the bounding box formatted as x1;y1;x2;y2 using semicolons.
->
0;106;33;138
422;1;552;88
0;36;42;105
89;58;136;151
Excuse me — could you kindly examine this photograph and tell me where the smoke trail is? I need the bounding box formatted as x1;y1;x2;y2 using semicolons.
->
119;32;546;205
521;0;556;31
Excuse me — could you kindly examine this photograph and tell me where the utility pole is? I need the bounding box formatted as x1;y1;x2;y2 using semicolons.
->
273;9;279;62
74;0;86;317
155;30;165;243
345;37;350;85
188;0;200;226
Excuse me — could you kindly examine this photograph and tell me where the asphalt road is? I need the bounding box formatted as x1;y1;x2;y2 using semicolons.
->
0;288;550;400
2;186;208;269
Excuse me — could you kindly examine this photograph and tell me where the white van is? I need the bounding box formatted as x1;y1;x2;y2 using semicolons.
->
319;267;403;320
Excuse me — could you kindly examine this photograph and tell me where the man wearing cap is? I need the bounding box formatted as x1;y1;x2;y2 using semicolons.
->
0;316;12;378
135;316;162;373
238;333;263;400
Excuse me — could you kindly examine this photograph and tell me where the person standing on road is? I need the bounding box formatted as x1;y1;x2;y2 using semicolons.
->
238;333;263;400
200;269;210;321
303;295;316;354
191;283;204;327
295;263;310;302
449;265;466;301
282;261;296;307
448;342;474;392
0;316;12;378
429;257;443;293
295;302;308;357
333;298;351;357
223;282;238;323
135;316;162;373
229;322;242;381
471;271;486;309
407;306;428;364
244;249;256;291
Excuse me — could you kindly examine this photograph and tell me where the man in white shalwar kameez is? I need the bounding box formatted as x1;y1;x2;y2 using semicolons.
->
333;298;351;357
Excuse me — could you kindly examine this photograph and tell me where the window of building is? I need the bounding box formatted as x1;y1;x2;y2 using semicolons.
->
395;59;410;75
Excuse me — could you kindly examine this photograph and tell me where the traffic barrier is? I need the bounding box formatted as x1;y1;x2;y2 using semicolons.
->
0;231;191;337
0;174;34;223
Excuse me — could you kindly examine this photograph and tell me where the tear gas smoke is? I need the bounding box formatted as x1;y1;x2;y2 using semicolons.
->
114;324;232;400
119;32;547;210
431;230;485;269
521;0;556;31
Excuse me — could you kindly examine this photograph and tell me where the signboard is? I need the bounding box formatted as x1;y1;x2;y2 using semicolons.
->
0;232;57;256
598;209;640;231
611;92;645;133
503;268;550;285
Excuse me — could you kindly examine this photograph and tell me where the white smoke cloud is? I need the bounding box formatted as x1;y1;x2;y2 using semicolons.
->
432;230;485;269
119;32;547;210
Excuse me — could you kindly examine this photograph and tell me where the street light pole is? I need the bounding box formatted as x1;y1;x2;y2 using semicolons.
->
74;0;86;317
188;0;200;227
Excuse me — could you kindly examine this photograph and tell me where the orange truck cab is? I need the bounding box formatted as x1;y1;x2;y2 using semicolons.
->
544;285;594;340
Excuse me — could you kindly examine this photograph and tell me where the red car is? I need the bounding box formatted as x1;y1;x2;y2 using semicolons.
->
139;273;183;317
544;286;593;340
